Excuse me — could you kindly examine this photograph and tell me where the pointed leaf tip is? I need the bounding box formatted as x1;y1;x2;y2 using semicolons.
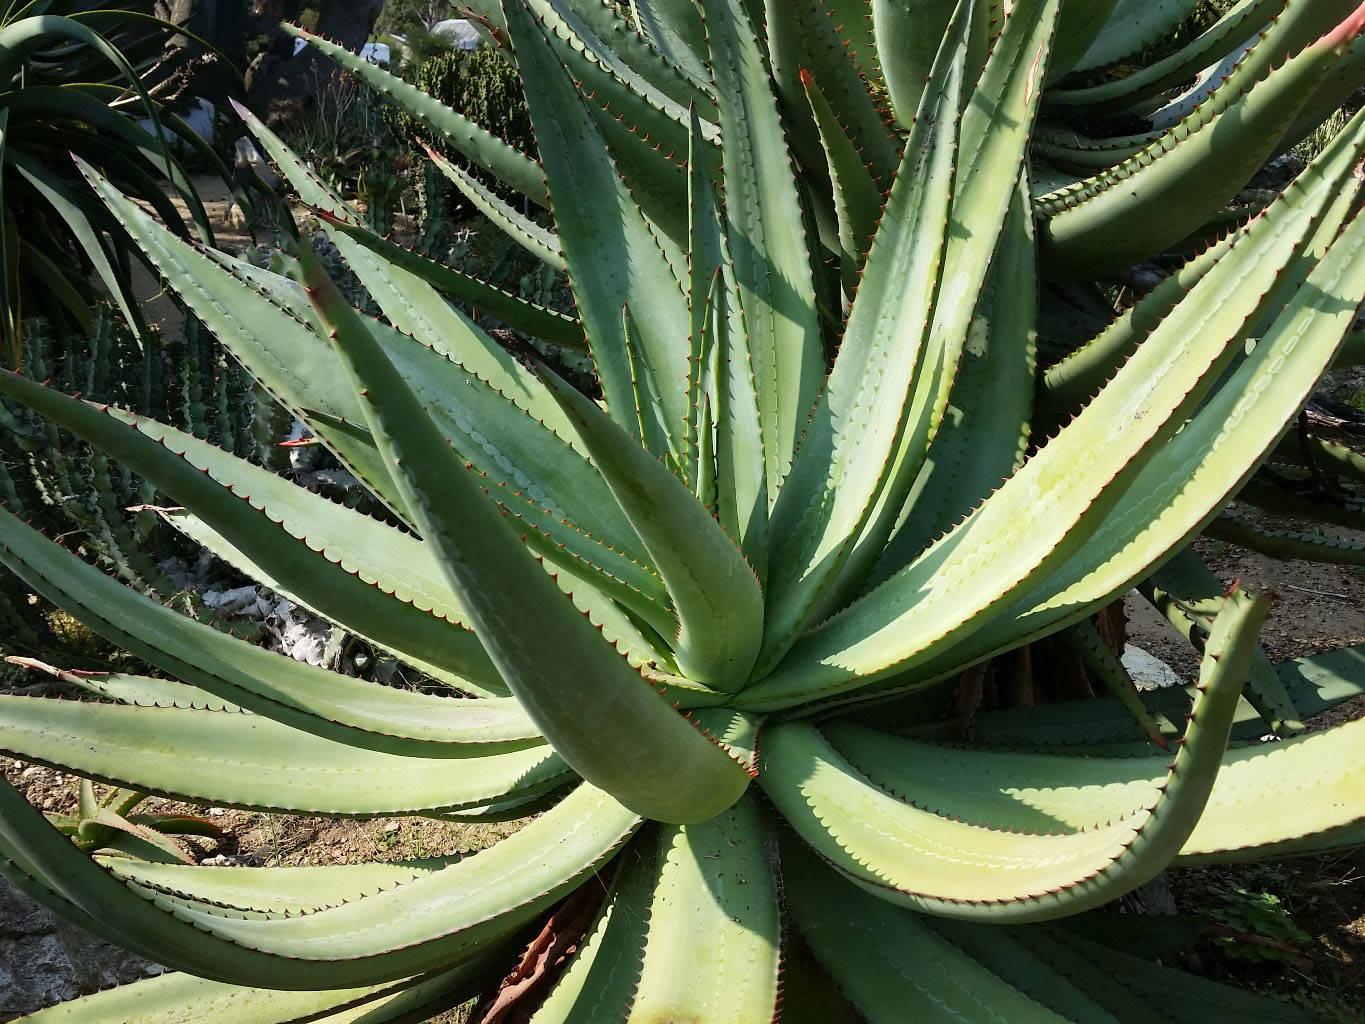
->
1324;3;1365;53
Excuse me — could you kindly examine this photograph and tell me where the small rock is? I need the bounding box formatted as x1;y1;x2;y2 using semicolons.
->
201;585;261;615
383;821;400;834
1121;644;1184;692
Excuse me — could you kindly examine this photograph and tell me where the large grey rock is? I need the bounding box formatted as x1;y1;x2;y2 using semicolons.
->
0;878;161;1021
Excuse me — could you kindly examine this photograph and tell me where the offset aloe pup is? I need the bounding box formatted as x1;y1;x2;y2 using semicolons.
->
4;1;1365;1020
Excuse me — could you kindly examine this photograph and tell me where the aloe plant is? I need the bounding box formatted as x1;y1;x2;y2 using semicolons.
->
325;0;1365;568
0;2;238;365
3;0;1365;1020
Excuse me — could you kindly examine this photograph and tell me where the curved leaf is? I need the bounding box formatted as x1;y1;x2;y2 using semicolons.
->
295;245;750;823
761;593;1268;921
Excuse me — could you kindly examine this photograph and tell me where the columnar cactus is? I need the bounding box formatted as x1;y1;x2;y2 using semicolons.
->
2;1;1364;1020
0;312;269;660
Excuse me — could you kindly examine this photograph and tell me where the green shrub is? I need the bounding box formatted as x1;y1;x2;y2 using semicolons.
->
399;46;534;157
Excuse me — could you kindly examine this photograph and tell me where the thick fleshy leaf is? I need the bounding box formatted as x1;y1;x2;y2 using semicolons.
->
0;695;564;814
786;841;1074;1022
504;0;692;454
761;592;1268;921
538;369;764;689
526;845;653;1024
1040;3;1365;274
760;0;968;661
631;0;711;87
1179;713;1365;863
745;94;1365;711
1018;925;1328;1022
800;68;883;284
931;120;1365;691
312;211;587;350
821;709;1365;865
234;103;588;395
1050;0;1121;77
812;0;1063;620
1071;0;1204;71
294;245;750;823
100;856;465;916
551;0;713;108
84;164;668;634
629;794;781;1022
530;793;780;1023
11;961;504;1024
703;0;825;497
0;371;501;693
426;145;567;270
874;173;1036;580
1048;0;1285;111
873;0;955;127
685;108;767;569
787;0;899;187
4;663;241;713
0;778;636;988
0;509;522;749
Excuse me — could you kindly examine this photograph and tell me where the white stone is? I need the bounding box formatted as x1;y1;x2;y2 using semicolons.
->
200;585;260;614
1121;644;1184;692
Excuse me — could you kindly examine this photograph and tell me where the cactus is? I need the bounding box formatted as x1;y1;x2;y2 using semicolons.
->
0;311;278;659
2;1;1365;1020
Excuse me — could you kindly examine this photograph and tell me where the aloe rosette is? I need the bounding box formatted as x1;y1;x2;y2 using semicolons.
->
2;0;1365;1020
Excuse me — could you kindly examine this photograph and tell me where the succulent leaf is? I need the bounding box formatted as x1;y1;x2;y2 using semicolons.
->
505;0;693;454
703;0;826;498
11;961;507;1024
761;592;1267;921
0;777;636;987
294;246;750;823
539;368;765;688
7;1;1365;1017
